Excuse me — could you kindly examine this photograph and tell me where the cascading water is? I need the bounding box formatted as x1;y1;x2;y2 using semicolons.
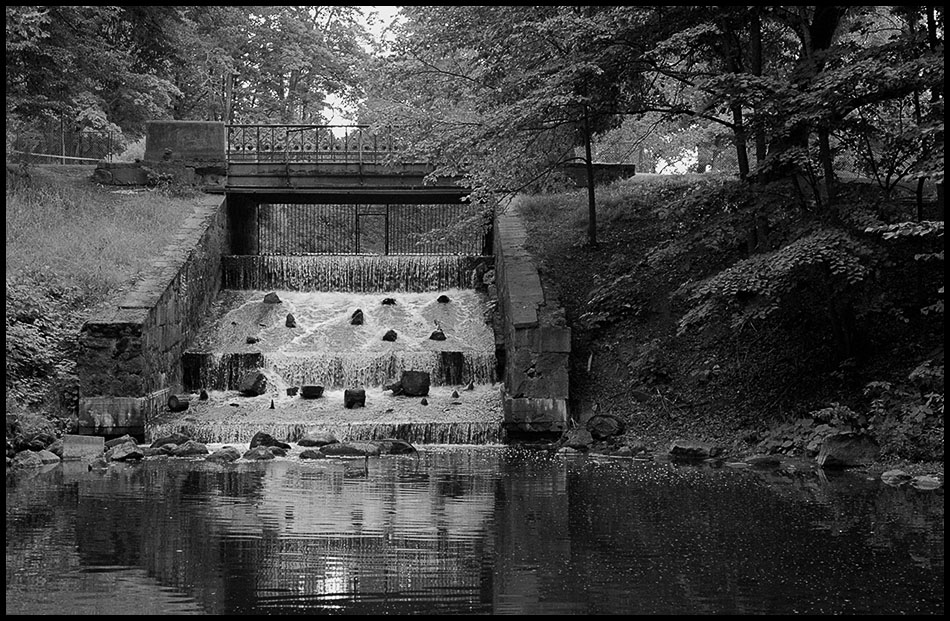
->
222;254;489;292
164;256;505;445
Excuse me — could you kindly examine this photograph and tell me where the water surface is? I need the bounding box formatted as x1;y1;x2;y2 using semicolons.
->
6;447;944;614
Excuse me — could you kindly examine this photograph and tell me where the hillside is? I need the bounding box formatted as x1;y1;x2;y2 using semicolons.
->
517;173;944;468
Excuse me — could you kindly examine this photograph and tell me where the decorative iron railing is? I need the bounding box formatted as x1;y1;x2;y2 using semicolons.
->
226;124;402;164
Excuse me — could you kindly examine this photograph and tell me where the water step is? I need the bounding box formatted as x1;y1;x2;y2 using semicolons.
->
182;350;498;392
146;420;506;446
222;254;492;292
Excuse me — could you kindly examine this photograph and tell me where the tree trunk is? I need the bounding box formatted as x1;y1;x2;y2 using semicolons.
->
583;107;598;247
731;105;750;180
817;126;837;205
749;7;767;165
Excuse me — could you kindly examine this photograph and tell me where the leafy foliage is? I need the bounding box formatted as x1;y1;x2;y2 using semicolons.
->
677;229;877;336
5;274;82;411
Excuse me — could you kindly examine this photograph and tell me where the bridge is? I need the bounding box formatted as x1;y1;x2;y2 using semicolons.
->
224;123;468;200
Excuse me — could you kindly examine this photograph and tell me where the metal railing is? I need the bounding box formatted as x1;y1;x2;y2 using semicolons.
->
226;124;402;164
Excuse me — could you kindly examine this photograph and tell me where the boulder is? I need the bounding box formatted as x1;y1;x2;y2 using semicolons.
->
249;431;291;450
242;446;276;460
351;309;364;325
150;432;191;449
239;371;268;396
105;434;138;449
320;442;382;458
745;454;782;468
910;475;943;490
206;446;241;463
381;297;397;305
46;438;64;458
586;413;625;440
298;431;339;447
668;440;723;461
437;294;451;303
35;449;61;465
246;336;260;344
399;370;430;397
300;385;324;399
263;292;281;304
382;329;398;342
562;428;593;450
285;313;297;328
171;440;209;457
299;449;326;460
12;450;44;469
816;432;879;468
12;412;57;452
344;389;366;409
376;438;416;455
105;440;144;461
881;469;913;487
429;329;446;341
286;386;300;397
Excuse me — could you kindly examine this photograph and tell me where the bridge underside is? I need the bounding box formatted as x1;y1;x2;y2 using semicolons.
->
227;161;468;198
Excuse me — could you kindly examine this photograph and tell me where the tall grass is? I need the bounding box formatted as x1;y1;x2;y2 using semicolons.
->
6;168;199;308
6;166;200;412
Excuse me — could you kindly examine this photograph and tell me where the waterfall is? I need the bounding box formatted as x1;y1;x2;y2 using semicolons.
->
222;255;488;293
162;252;504;446
146;420;507;445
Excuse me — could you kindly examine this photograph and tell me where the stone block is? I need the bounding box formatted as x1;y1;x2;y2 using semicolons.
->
62;434;105;460
539;326;571;353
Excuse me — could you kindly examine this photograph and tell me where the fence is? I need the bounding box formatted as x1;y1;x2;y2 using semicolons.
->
8;125;119;164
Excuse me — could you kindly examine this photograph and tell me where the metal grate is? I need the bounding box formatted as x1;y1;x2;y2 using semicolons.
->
257;203;486;255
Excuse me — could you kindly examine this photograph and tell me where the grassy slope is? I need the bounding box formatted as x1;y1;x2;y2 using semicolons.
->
6;165;202;415
517;173;944;470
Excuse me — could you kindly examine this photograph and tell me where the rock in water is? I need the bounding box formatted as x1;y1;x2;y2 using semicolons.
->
263;292;281;304
437;294;451;303
344;388;366;409
238;371;267;396
351;309;364;325
249;431;291;450
817;432;880;468
399;370;430;397
300;385;324;399
586;413;625;440
382;329;398;342
285;313;296;328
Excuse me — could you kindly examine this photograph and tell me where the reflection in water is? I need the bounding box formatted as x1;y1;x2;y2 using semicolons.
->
5;448;944;615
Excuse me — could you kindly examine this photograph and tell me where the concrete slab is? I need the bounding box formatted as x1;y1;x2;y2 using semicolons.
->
62;434;105;460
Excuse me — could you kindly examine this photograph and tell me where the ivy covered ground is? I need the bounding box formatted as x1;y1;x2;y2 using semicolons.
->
518;173;944;473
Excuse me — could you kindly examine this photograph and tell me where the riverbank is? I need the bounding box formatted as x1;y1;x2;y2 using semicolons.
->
516;174;943;479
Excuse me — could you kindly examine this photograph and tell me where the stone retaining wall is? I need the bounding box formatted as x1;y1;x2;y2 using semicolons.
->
76;194;229;438
493;198;571;436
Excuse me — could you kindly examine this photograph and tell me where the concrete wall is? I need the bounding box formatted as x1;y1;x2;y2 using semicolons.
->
493;199;571;436
76;195;229;438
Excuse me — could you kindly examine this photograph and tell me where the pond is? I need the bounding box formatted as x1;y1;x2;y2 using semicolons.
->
5;446;944;615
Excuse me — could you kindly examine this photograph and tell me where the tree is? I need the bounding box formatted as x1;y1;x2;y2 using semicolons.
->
364;6;662;246
6;6;184;139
